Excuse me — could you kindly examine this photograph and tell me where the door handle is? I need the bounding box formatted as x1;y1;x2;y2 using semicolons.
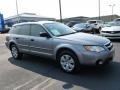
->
30;39;34;41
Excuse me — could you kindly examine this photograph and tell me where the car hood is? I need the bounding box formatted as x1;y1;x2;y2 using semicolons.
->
56;33;110;45
102;26;120;31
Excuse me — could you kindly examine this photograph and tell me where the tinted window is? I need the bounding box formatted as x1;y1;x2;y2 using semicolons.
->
30;24;46;36
9;25;30;35
89;21;96;24
19;25;30;35
9;26;20;34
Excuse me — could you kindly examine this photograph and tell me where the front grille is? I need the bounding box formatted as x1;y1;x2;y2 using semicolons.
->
105;42;113;51
102;31;120;34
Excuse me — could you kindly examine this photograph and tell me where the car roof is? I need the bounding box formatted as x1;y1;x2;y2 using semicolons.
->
87;20;103;21
13;21;56;26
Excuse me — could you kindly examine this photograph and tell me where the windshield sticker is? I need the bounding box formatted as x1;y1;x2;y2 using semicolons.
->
51;29;61;36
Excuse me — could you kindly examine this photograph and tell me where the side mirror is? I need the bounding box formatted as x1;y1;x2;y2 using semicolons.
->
39;32;51;38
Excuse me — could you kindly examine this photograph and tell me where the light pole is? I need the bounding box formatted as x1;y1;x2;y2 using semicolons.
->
109;4;115;21
16;0;19;23
98;0;101;20
59;0;62;22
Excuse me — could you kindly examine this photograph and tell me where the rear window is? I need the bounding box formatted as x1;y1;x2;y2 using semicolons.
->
88;21;96;24
9;24;30;35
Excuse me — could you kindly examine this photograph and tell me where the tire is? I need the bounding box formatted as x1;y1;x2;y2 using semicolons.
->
57;50;80;73
10;44;23;59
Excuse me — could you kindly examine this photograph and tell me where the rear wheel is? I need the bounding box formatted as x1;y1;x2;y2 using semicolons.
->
57;50;80;73
10;44;23;59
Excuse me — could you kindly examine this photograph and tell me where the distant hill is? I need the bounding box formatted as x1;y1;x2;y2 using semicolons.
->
60;14;120;23
87;14;120;22
58;16;88;23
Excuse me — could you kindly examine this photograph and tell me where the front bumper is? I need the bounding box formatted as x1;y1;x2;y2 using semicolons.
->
78;46;115;65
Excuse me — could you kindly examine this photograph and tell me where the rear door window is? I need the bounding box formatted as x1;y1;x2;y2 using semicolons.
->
19;25;30;35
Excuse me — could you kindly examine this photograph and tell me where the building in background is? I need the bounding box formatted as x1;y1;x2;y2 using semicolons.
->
61;16;88;24
61;15;120;24
5;13;56;27
87;15;120;22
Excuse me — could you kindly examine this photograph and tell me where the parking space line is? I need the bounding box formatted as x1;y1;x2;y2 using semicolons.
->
13;76;41;90
41;80;56;90
30;78;52;90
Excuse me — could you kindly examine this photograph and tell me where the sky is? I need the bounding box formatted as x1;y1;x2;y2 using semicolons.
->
0;0;120;19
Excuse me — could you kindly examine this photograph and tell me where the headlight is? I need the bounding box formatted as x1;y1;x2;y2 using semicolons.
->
84;45;105;52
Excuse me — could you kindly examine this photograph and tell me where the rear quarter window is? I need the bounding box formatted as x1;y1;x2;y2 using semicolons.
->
9;26;20;34
9;24;30;35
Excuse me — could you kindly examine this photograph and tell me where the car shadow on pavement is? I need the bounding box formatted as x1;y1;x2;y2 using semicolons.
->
8;55;120;90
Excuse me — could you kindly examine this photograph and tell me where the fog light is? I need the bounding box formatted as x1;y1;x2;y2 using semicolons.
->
98;61;103;65
96;60;103;66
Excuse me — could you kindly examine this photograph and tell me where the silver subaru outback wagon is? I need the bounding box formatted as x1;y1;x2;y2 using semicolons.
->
5;21;115;73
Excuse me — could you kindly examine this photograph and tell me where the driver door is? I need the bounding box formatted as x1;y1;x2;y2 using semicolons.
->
29;24;53;56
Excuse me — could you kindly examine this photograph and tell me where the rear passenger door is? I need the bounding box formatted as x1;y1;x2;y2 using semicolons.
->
17;24;31;53
29;24;53;56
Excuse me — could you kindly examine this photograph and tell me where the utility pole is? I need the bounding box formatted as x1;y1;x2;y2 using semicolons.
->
16;0;20;23
109;4;115;21
98;0;101;20
59;0;62;22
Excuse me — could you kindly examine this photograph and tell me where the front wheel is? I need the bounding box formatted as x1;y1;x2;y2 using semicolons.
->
10;44;23;59
57;50;80;73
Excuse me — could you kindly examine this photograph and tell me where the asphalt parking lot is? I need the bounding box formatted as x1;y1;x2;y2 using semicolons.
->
0;34;120;90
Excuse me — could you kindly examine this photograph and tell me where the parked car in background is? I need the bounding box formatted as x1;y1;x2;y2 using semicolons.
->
100;22;120;39
113;18;120;22
87;20;104;33
66;21;82;27
72;23;93;33
5;21;114;73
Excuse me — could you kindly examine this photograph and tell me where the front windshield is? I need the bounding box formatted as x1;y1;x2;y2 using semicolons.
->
44;22;76;36
73;23;86;28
